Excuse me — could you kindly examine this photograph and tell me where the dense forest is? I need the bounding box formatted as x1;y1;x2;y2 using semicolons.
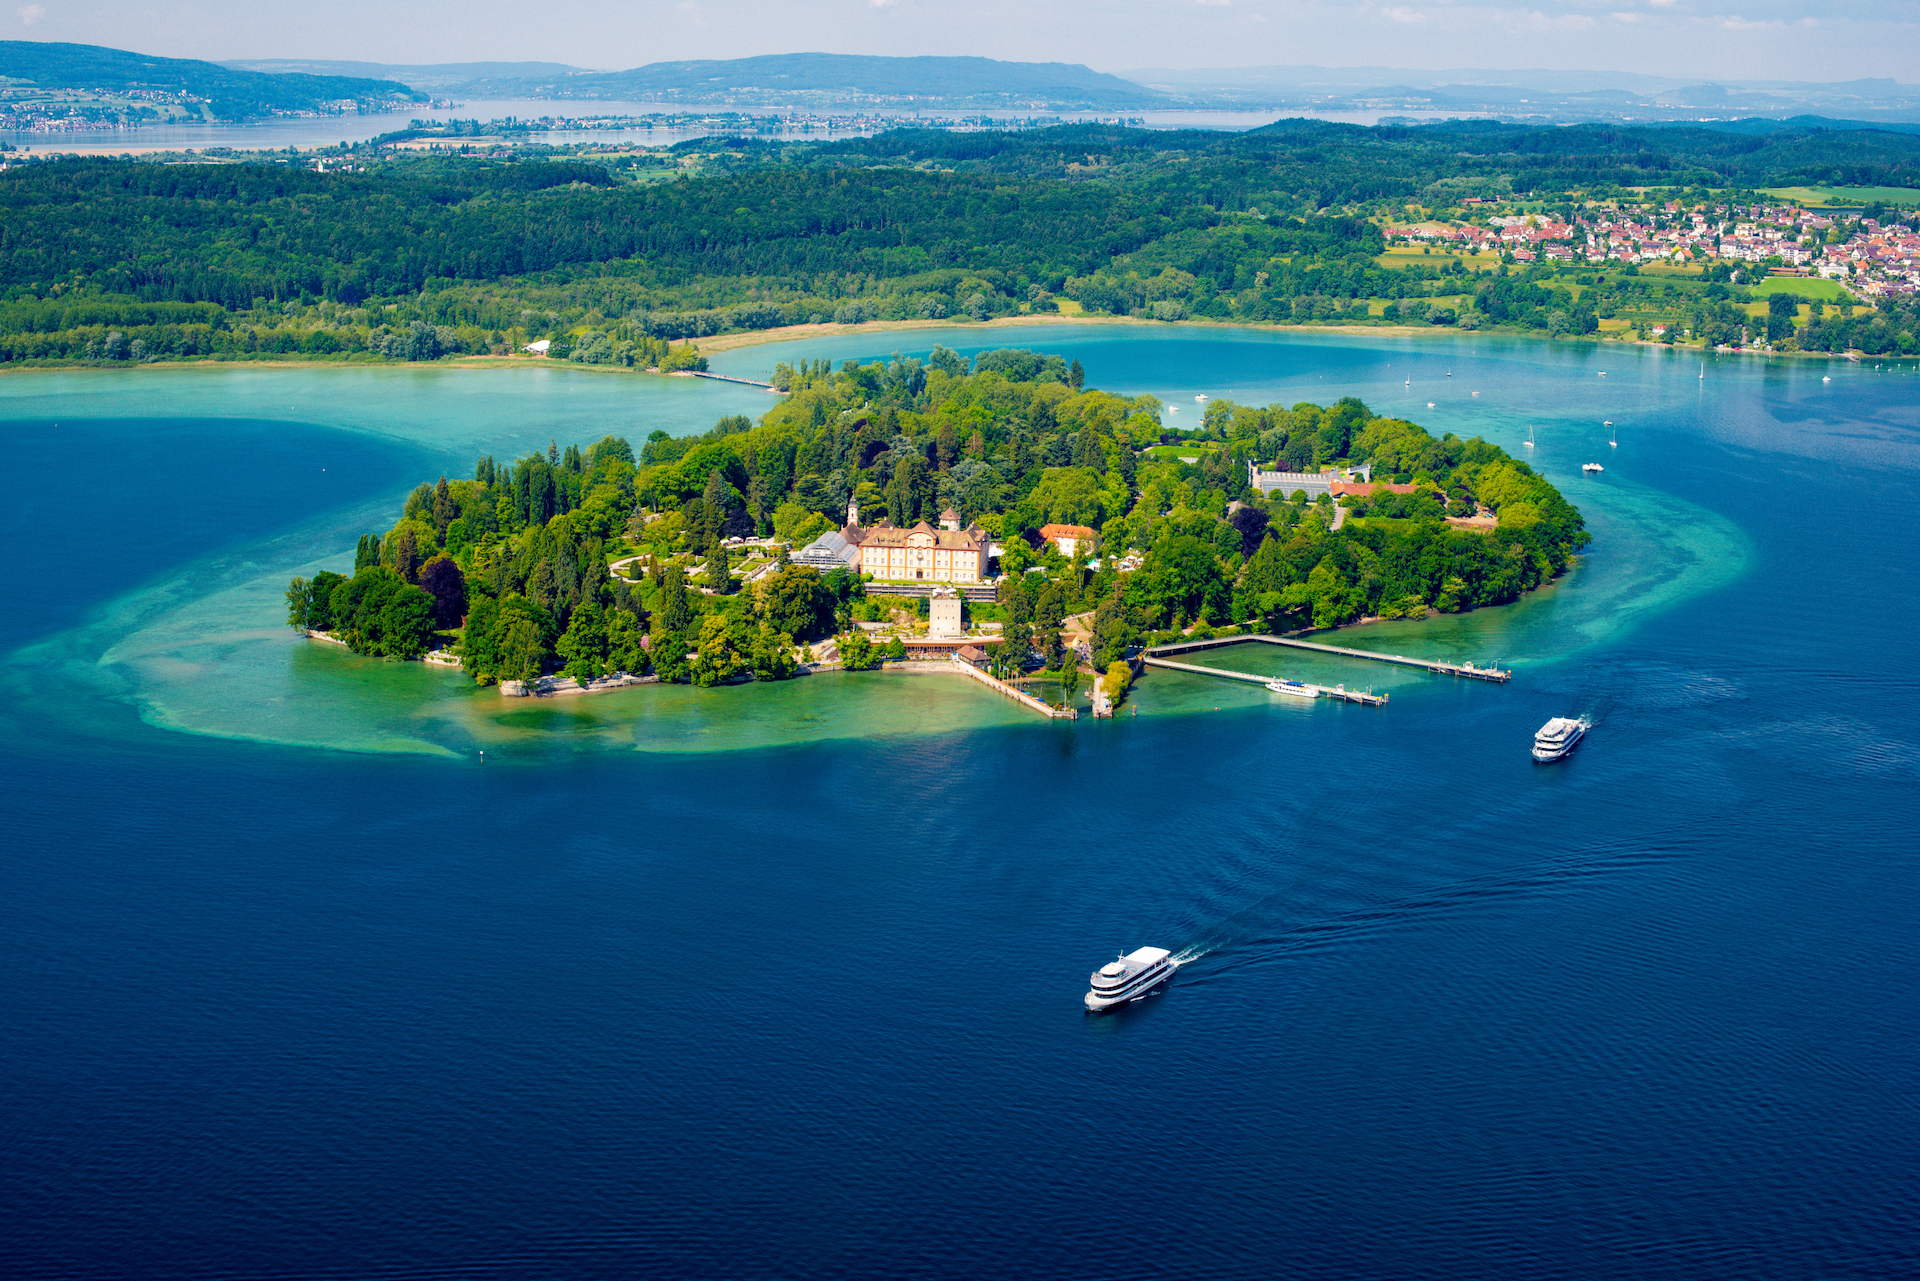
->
286;349;1586;686
3;119;1918;365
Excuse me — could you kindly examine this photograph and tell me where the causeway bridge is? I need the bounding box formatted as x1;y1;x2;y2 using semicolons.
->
691;372;778;390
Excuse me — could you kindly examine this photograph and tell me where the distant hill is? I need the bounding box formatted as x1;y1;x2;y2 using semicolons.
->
1123;63;1920;122
455;53;1163;109
0;41;426;119
220;59;591;95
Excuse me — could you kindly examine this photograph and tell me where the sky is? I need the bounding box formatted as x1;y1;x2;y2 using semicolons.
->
11;0;1920;84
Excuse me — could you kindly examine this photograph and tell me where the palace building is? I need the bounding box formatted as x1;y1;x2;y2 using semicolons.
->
791;501;992;584
808;499;984;583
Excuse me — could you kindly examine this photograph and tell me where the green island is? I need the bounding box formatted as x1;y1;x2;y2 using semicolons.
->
2;119;1918;365
284;348;1587;706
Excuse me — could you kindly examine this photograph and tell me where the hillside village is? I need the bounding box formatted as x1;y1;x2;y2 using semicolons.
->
1391;201;1920;296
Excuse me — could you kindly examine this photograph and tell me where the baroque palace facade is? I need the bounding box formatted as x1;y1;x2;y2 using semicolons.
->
791;502;992;584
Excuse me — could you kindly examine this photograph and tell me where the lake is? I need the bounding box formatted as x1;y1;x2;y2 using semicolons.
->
1;328;1916;1279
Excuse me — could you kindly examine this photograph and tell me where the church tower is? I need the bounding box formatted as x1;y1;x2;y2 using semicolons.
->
847;496;860;528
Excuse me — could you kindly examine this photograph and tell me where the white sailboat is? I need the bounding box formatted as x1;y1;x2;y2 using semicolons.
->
1525;424;1534;448
1609;422;1617;448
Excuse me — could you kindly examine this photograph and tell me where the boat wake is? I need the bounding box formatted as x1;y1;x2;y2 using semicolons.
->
1168;944;1210;968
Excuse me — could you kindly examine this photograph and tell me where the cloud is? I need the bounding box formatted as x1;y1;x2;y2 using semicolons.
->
1610;10;1643;20
1196;0;1231;7
18;4;43;24
1647;0;1680;7
1382;5;1425;22
1510;7;1595;30
869;0;897;7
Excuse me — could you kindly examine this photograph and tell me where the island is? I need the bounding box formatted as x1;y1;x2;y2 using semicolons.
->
286;347;1587;708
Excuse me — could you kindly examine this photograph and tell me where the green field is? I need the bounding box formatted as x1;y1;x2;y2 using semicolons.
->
1763;186;1920;209
1751;276;1851;301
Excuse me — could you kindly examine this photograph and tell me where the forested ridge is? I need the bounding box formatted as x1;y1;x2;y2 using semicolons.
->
287;350;1586;688
0;40;425;119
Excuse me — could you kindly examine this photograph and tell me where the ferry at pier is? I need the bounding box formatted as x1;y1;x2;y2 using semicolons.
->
1086;947;1174;1011
1533;717;1588;762
1266;678;1316;698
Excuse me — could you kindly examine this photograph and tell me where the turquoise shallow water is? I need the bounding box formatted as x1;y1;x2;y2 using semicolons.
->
2;331;1917;1279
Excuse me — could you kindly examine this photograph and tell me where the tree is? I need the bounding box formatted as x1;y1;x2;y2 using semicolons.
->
390;526;422;583
499;617;547;681
838;628;877;670
1090;588;1138;666
375;584;436;658
759;563;832;641
654;566;694;632
691;613;749;686
431;476;455;537
556;599;610;680
1001;617;1033;670
606;609;650;676
705;543;732;593
884;635;907;661
285;577;312;631
1069;357;1085;390
306;571;344;631
750;624;798;681
416;556;467;630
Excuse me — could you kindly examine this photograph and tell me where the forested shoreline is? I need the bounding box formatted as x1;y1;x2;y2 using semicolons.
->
286;348;1587;690
4;118;1918;368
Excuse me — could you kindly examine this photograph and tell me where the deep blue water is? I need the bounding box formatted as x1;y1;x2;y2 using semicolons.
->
3;341;1919;1279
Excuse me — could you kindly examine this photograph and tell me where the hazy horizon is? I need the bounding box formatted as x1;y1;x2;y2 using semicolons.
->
11;0;1918;85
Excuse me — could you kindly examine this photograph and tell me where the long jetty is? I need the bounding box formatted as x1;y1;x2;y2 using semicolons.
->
690;372;778;389
1141;656;1387;706
1146;633;1510;683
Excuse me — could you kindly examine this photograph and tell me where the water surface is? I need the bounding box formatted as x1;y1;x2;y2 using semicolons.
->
2;330;1915;1279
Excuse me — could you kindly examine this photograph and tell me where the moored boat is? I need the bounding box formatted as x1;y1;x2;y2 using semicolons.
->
1533;717;1588;762
1266;678;1316;698
1086;946;1174;1011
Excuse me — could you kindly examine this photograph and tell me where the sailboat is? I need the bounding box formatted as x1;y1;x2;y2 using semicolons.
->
1525;424;1534;448
1609;422;1617;448
1699;360;1705;379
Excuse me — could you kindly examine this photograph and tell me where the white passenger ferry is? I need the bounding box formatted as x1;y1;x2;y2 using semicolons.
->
1085;947;1174;1011
1532;717;1588;762
1265;678;1317;698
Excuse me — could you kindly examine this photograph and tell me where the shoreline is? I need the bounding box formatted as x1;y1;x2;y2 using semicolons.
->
0;320;1885;377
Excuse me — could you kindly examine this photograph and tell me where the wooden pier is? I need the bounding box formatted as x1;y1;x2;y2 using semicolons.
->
1141;656;1388;706
1146;633;1510;682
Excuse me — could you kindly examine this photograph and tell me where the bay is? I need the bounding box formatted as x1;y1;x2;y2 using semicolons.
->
1;328;1915;1279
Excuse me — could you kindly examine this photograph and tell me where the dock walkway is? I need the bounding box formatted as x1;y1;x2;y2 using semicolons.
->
690;372;778;390
1146;633;1510;682
1141;656;1387;705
